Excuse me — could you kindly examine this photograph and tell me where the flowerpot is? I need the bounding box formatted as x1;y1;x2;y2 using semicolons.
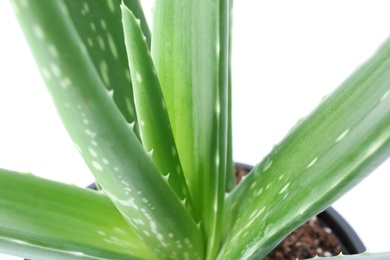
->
235;162;366;259
317;207;366;254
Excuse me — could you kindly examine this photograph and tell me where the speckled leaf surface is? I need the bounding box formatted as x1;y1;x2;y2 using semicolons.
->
10;1;204;259
218;36;390;259
0;169;152;260
121;5;195;217
63;0;151;139
152;1;230;258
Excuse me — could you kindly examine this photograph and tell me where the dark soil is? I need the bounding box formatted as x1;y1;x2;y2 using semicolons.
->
235;165;342;259
264;217;341;259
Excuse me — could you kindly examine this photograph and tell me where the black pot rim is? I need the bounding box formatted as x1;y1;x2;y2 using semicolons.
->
318;207;365;254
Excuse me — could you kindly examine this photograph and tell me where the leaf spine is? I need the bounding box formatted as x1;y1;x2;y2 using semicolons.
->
162;172;170;182
180;197;187;206
146;148;154;159
128;121;135;131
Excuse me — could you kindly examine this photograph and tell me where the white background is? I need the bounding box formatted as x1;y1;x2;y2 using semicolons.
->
1;0;390;259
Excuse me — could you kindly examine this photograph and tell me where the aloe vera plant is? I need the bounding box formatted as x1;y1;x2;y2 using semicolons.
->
1;1;390;260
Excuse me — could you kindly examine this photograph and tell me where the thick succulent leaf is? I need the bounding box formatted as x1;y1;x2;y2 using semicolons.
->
11;1;204;259
219;36;390;259
308;252;390;259
152;0;230;258
0;169;153;260
121;5;195;218
62;0;151;140
225;0;235;191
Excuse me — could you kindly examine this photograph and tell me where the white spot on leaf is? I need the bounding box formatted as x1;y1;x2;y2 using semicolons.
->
107;0;115;13
336;129;350;142
90;22;96;32
89;147;97;158
307;157;318;168
85;129;97;138
83;3;89;13
60;77;72;89
20;0;29;7
381;90;390;101
92;161;103;171
50;63;61;77
33;24;44;40
215;100;221;115
107;33;118;59
135;71;142;83
113;227;127;234
102;158;109;165
87;37;94;47
100;20;107;30
99;60;110;86
97;230;106;236
279;183;290;194
250;181;256;190
263;160;273;172
97;36;106;50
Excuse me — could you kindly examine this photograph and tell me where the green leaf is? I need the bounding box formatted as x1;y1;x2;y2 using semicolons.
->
62;0;151;140
225;0;235;192
218;35;390;259
11;1;204;259
0;169;153;260
152;1;230;258
121;5;195;218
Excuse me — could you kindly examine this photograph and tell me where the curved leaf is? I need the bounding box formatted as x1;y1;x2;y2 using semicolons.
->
152;0;230;258
11;1;204;259
63;0;151;140
121;5;196;218
219;35;390;259
0;169;153;260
